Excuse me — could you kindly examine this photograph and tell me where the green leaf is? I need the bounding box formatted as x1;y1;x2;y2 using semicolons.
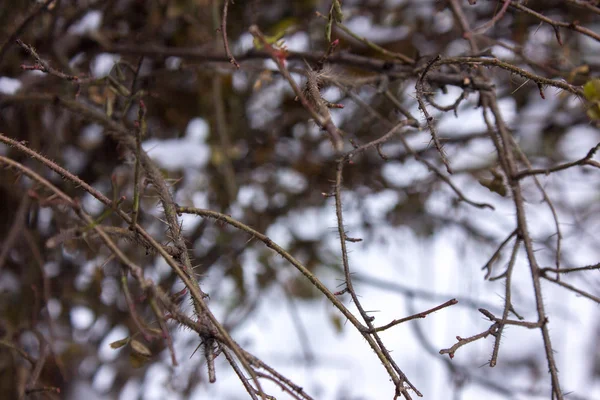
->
325;17;333;43
583;79;600;102
587;104;600;121
266;17;296;39
333;0;343;23
252;31;287;51
252;37;263;50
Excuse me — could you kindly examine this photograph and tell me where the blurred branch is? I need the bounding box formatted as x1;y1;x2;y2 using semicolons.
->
509;0;600;44
514;142;600;179
315;11;414;65
0;195;29;271
0;0;54;64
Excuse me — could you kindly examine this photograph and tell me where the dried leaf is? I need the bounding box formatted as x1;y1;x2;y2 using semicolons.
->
129;352;150;369
130;340;152;357
109;337;130;349
583;79;600;101
478;177;507;197
330;313;343;334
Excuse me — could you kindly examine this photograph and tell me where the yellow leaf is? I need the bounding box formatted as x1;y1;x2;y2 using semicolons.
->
266;17;297;39
587;104;600;121
252;37;263;50
583;79;600;102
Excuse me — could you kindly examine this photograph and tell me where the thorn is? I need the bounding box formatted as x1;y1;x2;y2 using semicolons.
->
345;236;362;243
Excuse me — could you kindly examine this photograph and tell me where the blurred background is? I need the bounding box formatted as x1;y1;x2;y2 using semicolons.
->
0;0;599;399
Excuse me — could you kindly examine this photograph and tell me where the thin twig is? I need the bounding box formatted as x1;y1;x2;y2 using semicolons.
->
315;11;414;65
489;239;520;367
221;0;239;68
416;55;453;173
249;25;344;151
372;299;458;332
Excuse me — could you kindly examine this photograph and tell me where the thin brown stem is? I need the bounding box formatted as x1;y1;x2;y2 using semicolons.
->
220;0;239;68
